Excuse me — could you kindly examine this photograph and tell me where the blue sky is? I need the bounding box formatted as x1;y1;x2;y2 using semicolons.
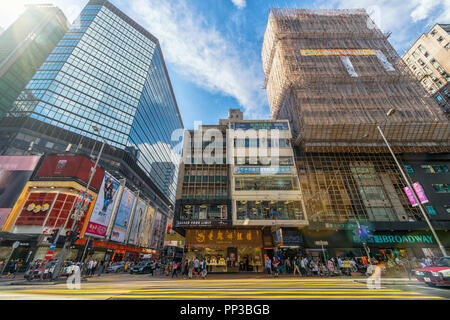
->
1;0;449;129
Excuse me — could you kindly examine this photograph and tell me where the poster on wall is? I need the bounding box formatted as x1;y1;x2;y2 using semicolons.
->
140;205;155;248
0;156;41;229
150;211;162;249
127;199;146;245
374;50;395;71
85;172;120;238
110;188;135;243
340;56;358;77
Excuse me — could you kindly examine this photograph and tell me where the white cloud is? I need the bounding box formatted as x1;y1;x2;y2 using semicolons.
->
326;0;450;50
231;0;246;9
128;0;267;119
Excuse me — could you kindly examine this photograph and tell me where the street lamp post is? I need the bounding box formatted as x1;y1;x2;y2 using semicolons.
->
52;126;107;280
373;109;447;257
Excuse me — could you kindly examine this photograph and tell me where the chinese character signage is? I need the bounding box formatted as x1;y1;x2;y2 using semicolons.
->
186;229;262;247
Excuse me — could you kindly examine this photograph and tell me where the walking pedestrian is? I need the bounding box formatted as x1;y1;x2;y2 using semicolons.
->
171;261;179;278
272;257;280;278
327;259;335;277
183;261;189;279
200;259;207;279
98;260;105;277
265;257;272;276
188;259;194;279
194;257;200;278
8;260;18;279
293;257;301;276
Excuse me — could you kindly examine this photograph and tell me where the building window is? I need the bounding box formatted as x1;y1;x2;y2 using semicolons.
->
445;43;450;50
235;176;299;191
425;206;437;215
432;184;450;193
421;165;449;173
366;207;394;221
236;200;304;220
181;204;227;220
430;29;437;36
437;36;444;43
404;165;414;173
445;205;450;214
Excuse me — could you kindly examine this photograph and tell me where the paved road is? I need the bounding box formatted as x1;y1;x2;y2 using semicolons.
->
0;274;448;300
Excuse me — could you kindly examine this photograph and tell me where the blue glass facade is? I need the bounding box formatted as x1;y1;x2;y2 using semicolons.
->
6;1;183;203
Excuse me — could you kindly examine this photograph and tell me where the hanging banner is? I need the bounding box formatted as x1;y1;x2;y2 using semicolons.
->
85;172;120;238
300;49;375;56
403;186;418;207
111;188;135;243
140;205;155;248
412;182;429;204
128;199;146;245
340;56;358;77
150;211;162;249
374;49;395;71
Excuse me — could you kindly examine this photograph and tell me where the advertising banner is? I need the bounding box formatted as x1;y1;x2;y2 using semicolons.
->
412;182;429;204
85;172;120;238
140;205;155;248
403;186;418;207
150;211;162;249
300;49;375;56
128;198;146;245
35;155;105;191
374;50;395;71
0;156;41;229
110;188;135;243
340;56;358;77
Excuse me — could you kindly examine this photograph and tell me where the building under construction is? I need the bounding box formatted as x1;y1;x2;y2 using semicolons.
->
262;9;449;153
261;9;450;258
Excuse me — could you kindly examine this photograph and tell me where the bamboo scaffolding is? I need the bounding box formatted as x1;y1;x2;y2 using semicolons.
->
262;9;450;152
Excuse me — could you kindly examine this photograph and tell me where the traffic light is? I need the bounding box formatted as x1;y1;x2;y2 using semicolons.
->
66;230;80;245
87;240;95;256
353;225;372;242
47;229;59;243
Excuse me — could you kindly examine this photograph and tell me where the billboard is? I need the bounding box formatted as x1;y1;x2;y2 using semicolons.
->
110;188;135;243
35;155;105;191
128;198;146;245
374;50;395;71
0;156;41;229
150;211;162;249
140;205;155;248
300;49;375;56
403;186;418;207
412;182;429;204
233;166;292;175
85;172;120;238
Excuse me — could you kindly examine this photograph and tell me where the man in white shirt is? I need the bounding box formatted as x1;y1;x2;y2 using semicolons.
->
194;258;200;276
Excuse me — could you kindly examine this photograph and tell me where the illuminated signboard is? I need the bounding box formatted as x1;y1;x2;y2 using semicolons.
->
231;122;289;131
233;166;292;175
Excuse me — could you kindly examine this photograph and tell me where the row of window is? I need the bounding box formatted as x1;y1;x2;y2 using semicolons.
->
235;176;299;191
236;200;304;221
404;164;449;173
233;138;291;148
184;176;228;183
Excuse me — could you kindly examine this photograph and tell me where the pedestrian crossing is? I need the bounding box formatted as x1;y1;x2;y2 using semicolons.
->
0;278;445;300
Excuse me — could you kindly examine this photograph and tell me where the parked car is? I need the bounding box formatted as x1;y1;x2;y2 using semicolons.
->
130;262;155;274
415;257;450;287
106;261;126;273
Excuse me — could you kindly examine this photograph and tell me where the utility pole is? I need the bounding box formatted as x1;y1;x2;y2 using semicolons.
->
52;126;106;280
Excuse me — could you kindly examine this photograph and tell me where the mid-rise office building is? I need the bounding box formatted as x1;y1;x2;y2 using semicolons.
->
262;9;450;260
0;0;183;258
0;4;69;117
174;110;308;272
402;24;450;115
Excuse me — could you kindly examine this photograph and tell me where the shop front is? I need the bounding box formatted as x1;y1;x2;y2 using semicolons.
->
302;229;450;262
185;228;264;273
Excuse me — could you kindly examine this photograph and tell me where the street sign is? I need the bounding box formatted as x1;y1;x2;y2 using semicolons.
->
12;241;20;249
50;243;56;250
45;250;54;261
315;241;328;246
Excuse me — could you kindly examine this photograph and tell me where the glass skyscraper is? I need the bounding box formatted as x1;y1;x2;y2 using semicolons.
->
0;4;69;117
1;0;183;205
